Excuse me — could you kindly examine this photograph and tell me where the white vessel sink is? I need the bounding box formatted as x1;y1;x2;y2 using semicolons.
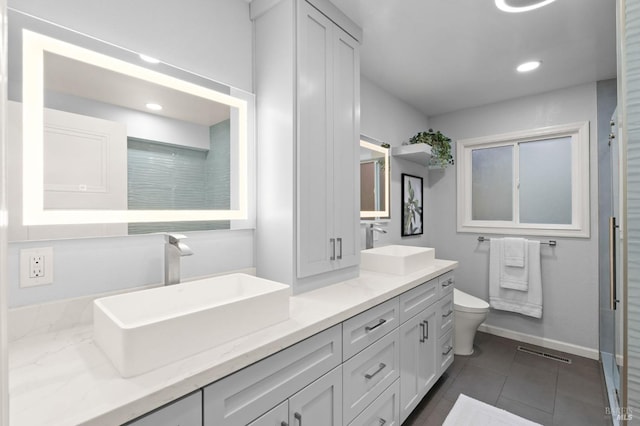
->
93;273;290;377
360;245;435;275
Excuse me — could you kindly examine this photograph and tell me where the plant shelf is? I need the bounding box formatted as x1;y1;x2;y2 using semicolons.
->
391;144;433;166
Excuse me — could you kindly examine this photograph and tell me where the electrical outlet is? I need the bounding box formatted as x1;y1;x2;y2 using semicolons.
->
20;247;54;287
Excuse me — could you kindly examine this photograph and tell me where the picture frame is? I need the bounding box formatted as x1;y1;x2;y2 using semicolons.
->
401;173;424;236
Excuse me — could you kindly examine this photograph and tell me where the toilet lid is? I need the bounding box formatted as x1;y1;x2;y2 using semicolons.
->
454;288;490;313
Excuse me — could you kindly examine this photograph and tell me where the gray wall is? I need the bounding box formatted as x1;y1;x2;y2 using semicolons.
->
360;76;432;248
7;0;254;307
428;82;600;352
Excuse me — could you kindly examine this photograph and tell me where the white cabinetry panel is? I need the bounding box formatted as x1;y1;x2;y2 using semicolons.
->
399;303;437;423
125;391;202;426
289;366;343;426
342;297;399;360
203;325;341;426
342;329;399;424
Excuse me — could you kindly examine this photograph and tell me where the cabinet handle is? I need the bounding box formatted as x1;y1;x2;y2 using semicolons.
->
330;238;336;261
365;318;387;332
419;322;425;343
442;309;453;318
442;345;454;356
364;362;386;379
294;412;302;425
442;277;454;287
423;320;429;340
379;418;387;425
337;237;343;260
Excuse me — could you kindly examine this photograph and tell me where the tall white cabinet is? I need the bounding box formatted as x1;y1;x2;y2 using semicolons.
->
252;0;362;293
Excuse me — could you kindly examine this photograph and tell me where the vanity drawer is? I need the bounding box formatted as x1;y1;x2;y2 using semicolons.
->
438;292;454;336
348;379;400;426
203;324;342;426
438;271;455;298
399;278;438;323
438;329;454;375
343;297;400;360
343;329;400;424
125;391;202;426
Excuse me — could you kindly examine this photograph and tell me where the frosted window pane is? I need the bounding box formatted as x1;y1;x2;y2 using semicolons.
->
519;137;572;224
472;146;513;220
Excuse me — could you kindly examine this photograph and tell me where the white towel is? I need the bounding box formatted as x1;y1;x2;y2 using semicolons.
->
500;238;529;291
503;237;525;267
490;238;542;318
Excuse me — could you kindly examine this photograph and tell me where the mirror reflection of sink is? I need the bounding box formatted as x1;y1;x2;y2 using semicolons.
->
360;245;435;275
93;273;290;377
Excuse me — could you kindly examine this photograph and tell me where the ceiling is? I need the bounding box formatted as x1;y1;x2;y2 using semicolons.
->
329;0;617;117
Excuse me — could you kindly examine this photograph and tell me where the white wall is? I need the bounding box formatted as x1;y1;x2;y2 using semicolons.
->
428;82;600;353
7;0;255;307
360;76;433;248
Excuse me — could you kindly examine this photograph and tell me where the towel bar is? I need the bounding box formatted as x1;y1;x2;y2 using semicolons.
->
477;236;557;246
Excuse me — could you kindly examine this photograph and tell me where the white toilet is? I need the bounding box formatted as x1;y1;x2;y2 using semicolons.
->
453;288;490;355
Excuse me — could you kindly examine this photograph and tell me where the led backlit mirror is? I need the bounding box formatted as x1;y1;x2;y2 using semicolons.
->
7;11;255;241
360;137;389;219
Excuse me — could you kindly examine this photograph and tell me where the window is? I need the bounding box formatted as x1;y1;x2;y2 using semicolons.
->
457;122;590;237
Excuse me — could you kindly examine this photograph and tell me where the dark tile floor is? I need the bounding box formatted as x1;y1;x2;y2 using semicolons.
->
404;332;611;426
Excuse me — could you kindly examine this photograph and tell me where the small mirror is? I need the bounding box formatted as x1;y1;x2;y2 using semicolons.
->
360;137;389;219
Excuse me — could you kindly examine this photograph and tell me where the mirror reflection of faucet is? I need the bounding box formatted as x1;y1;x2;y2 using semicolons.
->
164;233;194;285
365;223;387;249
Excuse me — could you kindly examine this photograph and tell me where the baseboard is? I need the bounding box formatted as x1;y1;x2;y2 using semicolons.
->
478;323;599;360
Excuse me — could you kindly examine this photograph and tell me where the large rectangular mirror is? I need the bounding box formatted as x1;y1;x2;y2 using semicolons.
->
360;136;389;219
7;10;255;241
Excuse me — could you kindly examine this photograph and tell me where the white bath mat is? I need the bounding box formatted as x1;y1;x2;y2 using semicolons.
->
443;394;542;426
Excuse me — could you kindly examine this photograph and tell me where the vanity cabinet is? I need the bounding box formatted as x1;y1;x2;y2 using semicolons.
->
126;271;455;426
252;0;362;292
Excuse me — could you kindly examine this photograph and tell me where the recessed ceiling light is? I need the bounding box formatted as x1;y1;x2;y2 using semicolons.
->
139;54;160;64
517;61;541;72
145;103;163;111
495;0;557;13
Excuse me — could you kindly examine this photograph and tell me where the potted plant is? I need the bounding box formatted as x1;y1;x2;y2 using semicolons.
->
407;129;454;168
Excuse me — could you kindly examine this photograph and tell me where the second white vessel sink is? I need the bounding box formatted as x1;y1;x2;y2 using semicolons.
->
360;245;435;275
94;273;290;377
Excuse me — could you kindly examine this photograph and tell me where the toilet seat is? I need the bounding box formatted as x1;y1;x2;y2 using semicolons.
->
454;289;490;313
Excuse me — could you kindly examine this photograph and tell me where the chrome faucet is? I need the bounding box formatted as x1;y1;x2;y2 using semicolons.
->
164;233;194;285
365;223;387;249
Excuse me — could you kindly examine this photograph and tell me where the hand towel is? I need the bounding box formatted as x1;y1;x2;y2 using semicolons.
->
500;238;529;291
503;237;526;267
489;239;542;318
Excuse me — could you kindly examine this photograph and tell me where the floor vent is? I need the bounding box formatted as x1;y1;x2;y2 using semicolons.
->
517;346;572;364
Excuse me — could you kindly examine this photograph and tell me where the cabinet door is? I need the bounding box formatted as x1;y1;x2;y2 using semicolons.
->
331;24;360;271
248;401;289;426
297;1;334;278
289;366;342;426
399;304;438;423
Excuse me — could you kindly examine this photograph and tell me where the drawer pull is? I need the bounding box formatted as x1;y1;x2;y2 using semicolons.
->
443;309;453;318
365;318;387;332
294;412;302;425
364;362;387;379
442;277;454;287
443;345;454;356
337;237;343;260
423;320;429;340
330;238;336;260
379;418;387;425
419;322;425;342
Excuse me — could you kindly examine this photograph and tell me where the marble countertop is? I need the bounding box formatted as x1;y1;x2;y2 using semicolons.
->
9;260;457;426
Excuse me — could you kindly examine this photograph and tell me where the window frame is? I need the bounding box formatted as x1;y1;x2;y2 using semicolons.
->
456;121;590;238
